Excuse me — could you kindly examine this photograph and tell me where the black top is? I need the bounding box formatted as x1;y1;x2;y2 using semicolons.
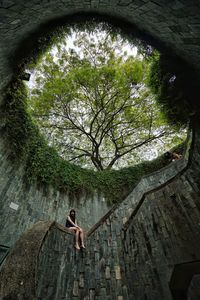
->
65;218;74;228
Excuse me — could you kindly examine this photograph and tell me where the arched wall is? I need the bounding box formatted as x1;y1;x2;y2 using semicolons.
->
1;0;200;91
0;135;111;246
1;0;200;245
1;2;200;299
1;126;200;299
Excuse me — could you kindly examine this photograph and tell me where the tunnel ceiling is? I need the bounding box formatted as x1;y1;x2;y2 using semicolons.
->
0;0;200;91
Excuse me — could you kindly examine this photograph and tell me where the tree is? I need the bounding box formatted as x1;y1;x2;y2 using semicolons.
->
28;26;185;171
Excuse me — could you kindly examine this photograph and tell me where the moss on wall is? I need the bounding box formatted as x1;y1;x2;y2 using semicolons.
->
0;76;185;204
147;52;200;125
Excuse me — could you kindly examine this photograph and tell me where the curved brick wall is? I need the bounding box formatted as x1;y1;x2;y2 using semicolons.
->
1;1;200;299
0;126;198;299
36;121;200;299
0;135;110;246
1;0;200;95
0;120;199;299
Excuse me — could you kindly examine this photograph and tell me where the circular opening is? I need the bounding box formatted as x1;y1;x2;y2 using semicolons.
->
25;21;187;171
1;14;197;202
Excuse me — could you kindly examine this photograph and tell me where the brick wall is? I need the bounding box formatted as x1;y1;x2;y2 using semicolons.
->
1;0;200;95
0;136;110;246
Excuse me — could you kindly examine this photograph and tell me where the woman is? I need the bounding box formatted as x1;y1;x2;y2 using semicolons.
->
164;151;182;162
65;209;85;250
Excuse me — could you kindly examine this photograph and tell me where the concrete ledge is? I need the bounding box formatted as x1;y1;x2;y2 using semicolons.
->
0;220;74;299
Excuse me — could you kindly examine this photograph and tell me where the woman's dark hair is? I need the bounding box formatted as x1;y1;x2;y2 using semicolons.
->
69;209;76;223
164;151;172;159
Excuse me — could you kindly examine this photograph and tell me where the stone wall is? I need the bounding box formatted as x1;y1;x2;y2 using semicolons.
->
1;124;198;299
1;1;200;299
0;138;110;247
189;275;200;300
0;220;58;299
0;124;190;248
1;0;200;95
123;178;200;299
34;120;199;299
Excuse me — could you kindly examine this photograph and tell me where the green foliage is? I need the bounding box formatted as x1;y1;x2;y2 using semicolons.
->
20;27;68;71
28;27;184;171
1;80;34;159
147;52;199;125
1;22;187;203
1;78;184;204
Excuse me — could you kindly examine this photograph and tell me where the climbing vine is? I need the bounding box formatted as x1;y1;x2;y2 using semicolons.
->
0;78;185;204
1;20;189;204
147;52;199;125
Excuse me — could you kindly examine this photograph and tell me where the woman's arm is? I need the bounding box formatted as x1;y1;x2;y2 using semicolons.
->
75;220;81;229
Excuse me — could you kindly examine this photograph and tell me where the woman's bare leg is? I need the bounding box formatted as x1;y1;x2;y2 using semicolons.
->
68;227;80;250
79;228;85;248
75;229;80;250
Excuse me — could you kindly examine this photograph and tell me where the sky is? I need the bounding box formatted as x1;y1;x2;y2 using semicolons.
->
26;30;138;90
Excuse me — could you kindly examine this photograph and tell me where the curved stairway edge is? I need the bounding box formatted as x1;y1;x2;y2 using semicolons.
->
0;220;55;299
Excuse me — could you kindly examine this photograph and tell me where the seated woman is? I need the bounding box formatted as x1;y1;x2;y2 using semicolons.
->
171;152;182;161
65;209;85;250
164;151;182;162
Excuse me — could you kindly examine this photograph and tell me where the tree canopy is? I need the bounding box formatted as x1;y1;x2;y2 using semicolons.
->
27;25;186;171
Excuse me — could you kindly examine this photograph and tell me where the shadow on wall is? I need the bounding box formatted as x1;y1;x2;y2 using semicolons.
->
0;245;9;267
169;260;200;300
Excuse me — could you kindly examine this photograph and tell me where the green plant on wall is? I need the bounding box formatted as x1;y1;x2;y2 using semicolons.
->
147;52;199;125
1;76;186;204
0;22;188;204
27;24;186;171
